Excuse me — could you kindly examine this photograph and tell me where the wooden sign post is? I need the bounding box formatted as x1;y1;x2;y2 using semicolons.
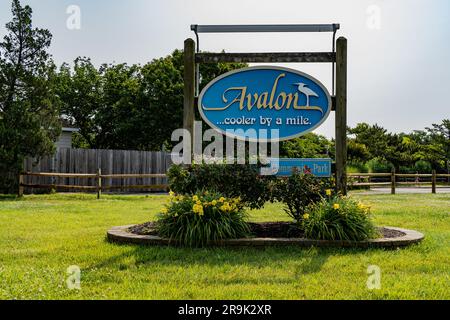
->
183;38;195;155
335;37;347;195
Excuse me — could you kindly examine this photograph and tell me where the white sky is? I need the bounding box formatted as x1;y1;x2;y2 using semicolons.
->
1;0;449;138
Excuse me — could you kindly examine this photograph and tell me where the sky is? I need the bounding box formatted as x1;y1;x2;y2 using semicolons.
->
0;0;449;138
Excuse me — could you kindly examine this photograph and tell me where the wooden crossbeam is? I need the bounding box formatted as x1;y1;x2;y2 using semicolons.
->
195;52;335;63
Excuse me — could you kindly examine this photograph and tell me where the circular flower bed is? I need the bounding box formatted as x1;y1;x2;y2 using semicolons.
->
128;221;406;240
107;168;424;248
107;224;424;248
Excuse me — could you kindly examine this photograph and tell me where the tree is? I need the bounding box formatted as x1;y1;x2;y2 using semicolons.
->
137;50;185;150
0;0;60;193
347;123;390;159
56;57;101;148
280;133;334;159
58;60;143;150
59;49;246;151
347;139;370;163
423;119;450;171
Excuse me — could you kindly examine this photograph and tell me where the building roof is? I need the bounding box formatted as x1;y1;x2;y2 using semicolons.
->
60;117;80;132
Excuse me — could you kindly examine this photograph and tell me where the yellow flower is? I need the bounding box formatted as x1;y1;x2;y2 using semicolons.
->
161;207;168;214
325;189;332;196
220;202;233;212
192;195;199;202
193;203;204;215
358;202;370;214
303;213;310;220
211;200;217;206
219;197;225;203
333;203;340;210
169;190;175;197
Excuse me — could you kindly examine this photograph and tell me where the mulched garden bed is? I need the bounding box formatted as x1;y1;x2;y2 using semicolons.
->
128;221;405;239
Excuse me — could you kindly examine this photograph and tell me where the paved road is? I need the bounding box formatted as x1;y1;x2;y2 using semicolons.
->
354;187;450;195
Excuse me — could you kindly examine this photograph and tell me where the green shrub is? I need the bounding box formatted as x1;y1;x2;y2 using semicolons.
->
167;164;274;209
303;196;379;241
156;191;250;247
414;160;432;173
347;162;368;173
399;166;415;174
273;172;334;222
367;157;394;173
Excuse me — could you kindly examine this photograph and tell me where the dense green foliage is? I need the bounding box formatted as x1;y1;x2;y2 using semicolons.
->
156;192;249;247
347;121;450;173
280;120;449;175
56;51;246;151
280;133;334;159
0;0;60;192
273;172;334;222
303;196;378;241
167;163;274;209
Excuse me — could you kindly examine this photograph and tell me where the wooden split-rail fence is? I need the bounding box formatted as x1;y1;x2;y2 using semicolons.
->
348;169;450;194
19;169;450;198
19;171;168;199
20;148;172;197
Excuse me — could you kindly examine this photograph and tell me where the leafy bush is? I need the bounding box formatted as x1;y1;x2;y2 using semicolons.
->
303;196;378;241
398;166;416;174
367;157;394;173
347;162;369;173
414;160;432;173
156;191;250;247
167;164;274;209
273;172;334;222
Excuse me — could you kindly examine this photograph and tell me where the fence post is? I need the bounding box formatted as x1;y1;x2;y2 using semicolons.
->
18;173;24;197
391;167;396;194
431;169;436;194
97;168;102;199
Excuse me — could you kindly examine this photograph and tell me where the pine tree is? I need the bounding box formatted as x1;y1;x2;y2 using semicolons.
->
0;0;61;193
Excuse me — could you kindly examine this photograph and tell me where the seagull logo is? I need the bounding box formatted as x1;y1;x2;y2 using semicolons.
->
293;83;319;107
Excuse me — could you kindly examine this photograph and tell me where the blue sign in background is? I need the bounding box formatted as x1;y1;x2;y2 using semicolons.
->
198;66;331;141
262;158;332;177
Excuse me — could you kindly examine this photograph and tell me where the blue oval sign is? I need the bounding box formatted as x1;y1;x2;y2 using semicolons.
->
198;66;331;141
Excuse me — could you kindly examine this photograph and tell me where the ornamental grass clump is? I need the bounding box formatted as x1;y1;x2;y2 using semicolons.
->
156;191;250;247
303;195;379;241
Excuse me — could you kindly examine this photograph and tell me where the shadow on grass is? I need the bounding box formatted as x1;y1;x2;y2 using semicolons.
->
0;193;167;202
94;239;376;277
0;194;22;201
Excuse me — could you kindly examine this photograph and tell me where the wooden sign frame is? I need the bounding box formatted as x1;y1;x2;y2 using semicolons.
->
183;25;347;194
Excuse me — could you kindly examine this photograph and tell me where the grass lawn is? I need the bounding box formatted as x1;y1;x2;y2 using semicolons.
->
0;192;448;300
